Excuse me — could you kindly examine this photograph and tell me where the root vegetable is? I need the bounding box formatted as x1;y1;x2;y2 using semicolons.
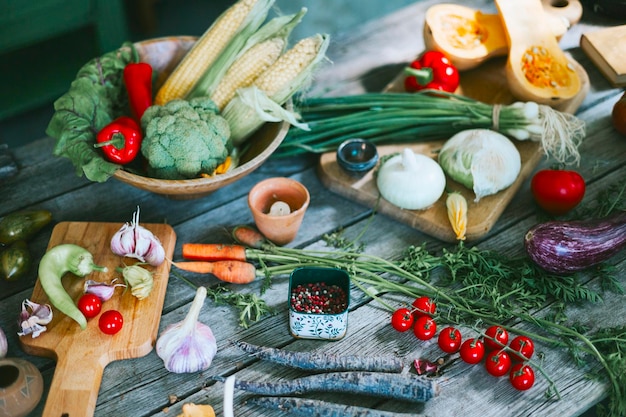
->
173;260;258;284
247;396;422;417
233;340;404;373
211;371;438;403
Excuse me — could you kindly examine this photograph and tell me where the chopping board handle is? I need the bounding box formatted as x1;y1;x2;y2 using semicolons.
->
41;352;106;417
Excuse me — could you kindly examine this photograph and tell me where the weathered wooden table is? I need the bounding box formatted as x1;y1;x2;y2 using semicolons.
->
1;0;625;416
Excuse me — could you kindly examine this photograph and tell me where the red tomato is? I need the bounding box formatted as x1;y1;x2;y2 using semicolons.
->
438;326;462;354
413;316;437;340
484;325;509;351
411;296;436;318
509;335;535;362
391;307;414;332
612;92;626;136
485;350;512;377
99;310;124;335
530;169;586;215
510;363;536;390
77;294;102;319
459;338;485;364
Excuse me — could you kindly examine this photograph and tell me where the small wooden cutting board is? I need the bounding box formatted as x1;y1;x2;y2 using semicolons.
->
19;221;176;417
317;55;589;242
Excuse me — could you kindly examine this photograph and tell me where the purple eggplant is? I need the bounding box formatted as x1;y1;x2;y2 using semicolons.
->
524;211;626;274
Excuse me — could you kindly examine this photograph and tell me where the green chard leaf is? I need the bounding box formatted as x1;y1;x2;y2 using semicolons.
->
45;42;136;182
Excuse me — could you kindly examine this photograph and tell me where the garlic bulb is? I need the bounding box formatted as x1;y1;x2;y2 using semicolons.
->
438;129;521;202
376;148;446;210
110;207;165;266
156;286;217;373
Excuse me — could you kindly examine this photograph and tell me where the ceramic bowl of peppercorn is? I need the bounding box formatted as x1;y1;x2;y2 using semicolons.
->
288;267;350;341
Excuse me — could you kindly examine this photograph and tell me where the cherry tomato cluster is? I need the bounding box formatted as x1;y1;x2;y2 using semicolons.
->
460;325;536;390
390;299;536;391
77;293;124;335
390;296;438;340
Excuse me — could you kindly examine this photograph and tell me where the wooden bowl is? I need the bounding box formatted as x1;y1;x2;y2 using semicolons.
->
112;37;290;199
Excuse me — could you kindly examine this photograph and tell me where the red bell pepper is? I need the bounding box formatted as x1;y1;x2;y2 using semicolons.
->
95;116;142;165
404;51;460;93
124;62;153;121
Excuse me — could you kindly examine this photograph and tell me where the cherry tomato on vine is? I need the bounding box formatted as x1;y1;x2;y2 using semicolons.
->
99;310;124;335
485;350;512;377
438;326;462;353
510;363;536;391
530;169;586;215
612;92;626;136
412;296;436;318
413;316;437;340
459;338;485;364
77;293;102;319
509;335;535;362
391;307;415;332
484;325;509;351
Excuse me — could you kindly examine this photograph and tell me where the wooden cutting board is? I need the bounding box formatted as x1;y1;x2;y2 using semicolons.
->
317;55;589;242
19;221;176;417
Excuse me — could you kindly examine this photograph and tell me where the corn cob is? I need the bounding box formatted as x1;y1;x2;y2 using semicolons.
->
222;33;330;146
190;8;307;106
154;0;274;106
210;38;285;110
254;35;327;100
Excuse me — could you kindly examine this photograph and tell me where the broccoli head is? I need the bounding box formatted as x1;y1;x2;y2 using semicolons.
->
140;96;231;180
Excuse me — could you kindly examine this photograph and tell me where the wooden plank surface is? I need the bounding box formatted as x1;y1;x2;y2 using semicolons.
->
0;1;625;417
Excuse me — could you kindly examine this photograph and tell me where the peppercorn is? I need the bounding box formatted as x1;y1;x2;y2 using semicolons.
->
290;282;348;314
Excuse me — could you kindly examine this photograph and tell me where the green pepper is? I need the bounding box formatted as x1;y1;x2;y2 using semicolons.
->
0;210;52;245
39;244;107;329
1;241;31;281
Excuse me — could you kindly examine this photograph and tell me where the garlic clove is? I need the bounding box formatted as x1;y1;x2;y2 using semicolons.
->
0;326;7;358
156;287;217;373
269;201;291;216
84;279;125;301
17;299;53;338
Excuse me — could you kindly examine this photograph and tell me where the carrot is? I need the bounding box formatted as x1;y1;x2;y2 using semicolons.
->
211;371;438;403
232;225;267;248
246;397;423;417
233;340;404;373
173;260;258;284
182;243;248;261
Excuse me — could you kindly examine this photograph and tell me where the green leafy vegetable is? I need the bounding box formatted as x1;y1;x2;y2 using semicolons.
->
45;43;137;182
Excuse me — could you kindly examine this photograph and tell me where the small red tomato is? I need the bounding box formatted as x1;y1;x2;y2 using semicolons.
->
459;338;485;364
413;316;437;340
530;169;586;215
484;325;509;351
77;294;102;319
485;350;512;377
411;296;436;319
438;326;462;354
99;310;124;335
391;307;415;332
612;92;626;136
509;335;535;362
510;363;536;391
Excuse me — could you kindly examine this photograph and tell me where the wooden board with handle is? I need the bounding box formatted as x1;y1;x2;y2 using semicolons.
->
317;55;589;242
19;221;176;417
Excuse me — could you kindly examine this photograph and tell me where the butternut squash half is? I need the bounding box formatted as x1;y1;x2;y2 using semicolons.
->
495;0;581;105
423;3;569;71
